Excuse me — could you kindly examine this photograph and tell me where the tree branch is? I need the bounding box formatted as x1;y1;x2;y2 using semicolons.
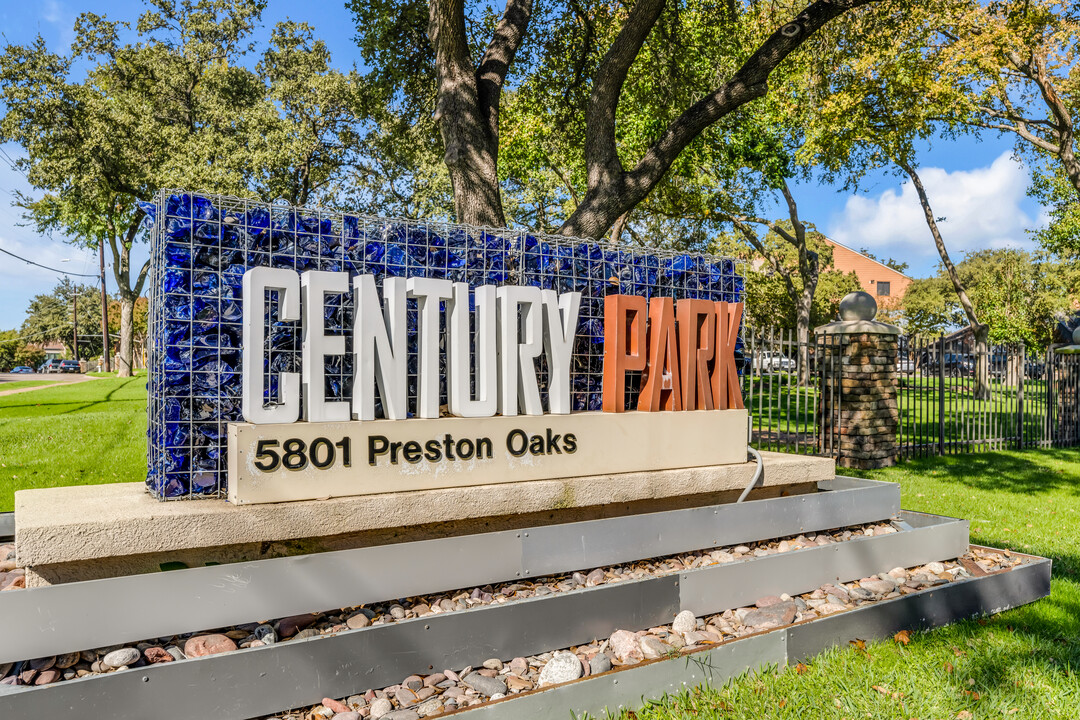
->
970;119;1061;153
626;0;880;195
476;0;534;139
584;0;667;189
562;0;884;239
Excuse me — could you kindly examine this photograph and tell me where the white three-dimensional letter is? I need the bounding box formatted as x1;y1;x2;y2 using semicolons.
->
241;267;301;424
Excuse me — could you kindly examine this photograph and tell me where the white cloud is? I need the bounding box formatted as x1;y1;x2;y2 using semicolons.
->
40;0;64;24
39;0;76;51
826;151;1040;274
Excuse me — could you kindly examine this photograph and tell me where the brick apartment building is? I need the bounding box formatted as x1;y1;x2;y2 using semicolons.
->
823;238;912;307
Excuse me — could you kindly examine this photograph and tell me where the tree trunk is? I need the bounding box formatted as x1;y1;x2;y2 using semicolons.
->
900;160;990;400
428;0;533;227
1005;346;1023;387
106;210;150;380
117;293;135;378
608;211;630;244
796;282;815;387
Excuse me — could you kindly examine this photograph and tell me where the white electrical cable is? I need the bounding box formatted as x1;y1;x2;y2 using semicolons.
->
737;446;764;503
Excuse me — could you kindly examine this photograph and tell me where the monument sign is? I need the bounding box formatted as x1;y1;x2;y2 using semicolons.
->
144;192;747;503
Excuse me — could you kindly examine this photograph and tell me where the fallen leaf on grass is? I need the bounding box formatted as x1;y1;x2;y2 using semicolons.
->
944;662;954;673
952;646;967;657
873;684;906;700
778;699;787;708
956;712;973;719
893;630;912;645
795;663;809;675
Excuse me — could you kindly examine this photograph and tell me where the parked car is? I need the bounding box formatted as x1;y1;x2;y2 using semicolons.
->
38;359;63;373
733;348;751;374
752;351;796;373
1026;361;1045;380
989;352;1009;379
897;356;916;374
920;352;974;377
59;359;81;373
9;365;34;374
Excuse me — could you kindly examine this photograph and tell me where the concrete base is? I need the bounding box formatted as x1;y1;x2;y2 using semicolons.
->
15;451;833;586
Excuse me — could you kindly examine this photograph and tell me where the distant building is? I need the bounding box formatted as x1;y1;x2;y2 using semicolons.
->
41;342;65;360
822;239;912;306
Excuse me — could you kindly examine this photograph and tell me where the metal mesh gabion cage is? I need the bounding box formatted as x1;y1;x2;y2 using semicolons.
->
145;191;744;500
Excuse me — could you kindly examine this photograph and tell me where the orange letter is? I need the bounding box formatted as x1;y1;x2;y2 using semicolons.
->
602;294;647;412
677;299;716;411
711;301;745;410
639;297;682;411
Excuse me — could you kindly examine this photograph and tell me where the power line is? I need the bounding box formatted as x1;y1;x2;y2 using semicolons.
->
0;246;100;278
0;146;25;177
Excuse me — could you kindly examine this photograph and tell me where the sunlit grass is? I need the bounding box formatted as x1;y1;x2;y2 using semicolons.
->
0;375;147;511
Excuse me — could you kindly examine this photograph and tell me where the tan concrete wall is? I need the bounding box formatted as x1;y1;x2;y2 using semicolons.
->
16;452;834;585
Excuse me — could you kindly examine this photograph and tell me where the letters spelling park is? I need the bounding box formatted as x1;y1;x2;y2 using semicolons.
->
241;268;744;467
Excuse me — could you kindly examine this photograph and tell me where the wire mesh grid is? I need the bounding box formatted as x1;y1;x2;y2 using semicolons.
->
146;190;744;500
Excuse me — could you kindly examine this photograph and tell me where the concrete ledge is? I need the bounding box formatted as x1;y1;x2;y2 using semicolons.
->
16;452;833;585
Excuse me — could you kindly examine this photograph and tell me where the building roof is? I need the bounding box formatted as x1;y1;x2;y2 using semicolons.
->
822;238;913;281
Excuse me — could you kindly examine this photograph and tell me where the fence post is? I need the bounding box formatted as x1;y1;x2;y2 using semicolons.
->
1016;346;1025;450
815;292;900;469
938;334;946;456
1050;328;1080;447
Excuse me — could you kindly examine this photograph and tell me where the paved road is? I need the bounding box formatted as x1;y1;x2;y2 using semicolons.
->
0;372;98;397
0;372;92;385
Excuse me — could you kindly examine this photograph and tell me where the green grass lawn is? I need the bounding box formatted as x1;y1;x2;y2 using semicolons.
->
0;375;147;511
0;380;59;393
616;448;1080;719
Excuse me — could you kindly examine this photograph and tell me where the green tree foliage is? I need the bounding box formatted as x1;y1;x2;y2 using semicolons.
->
718;232;861;331
900;249;1071;348
0;0;364;376
858;247;909;274
0;330;18;371
0;330;49;371
899;277;953;338
741;268;863;332
20;279;107;358
15;345;47;370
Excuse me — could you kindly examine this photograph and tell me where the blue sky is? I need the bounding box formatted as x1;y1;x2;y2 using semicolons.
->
0;0;1048;331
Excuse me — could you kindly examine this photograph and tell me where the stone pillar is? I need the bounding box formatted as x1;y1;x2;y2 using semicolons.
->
816;292;901;470
1052;327;1080;445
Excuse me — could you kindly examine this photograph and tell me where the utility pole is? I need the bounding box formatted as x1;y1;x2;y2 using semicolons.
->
100;241;111;372
72;287;79;363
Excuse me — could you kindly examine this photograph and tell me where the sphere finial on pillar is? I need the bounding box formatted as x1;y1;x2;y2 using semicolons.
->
838;291;877;322
815;290;898;336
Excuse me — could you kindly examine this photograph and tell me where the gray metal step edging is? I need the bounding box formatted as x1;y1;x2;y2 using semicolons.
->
454;554;1052;720
0;476;898;664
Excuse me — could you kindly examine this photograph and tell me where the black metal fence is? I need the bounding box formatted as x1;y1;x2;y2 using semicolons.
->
896;336;1080;458
740;328;843;456
742;328;1080;460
